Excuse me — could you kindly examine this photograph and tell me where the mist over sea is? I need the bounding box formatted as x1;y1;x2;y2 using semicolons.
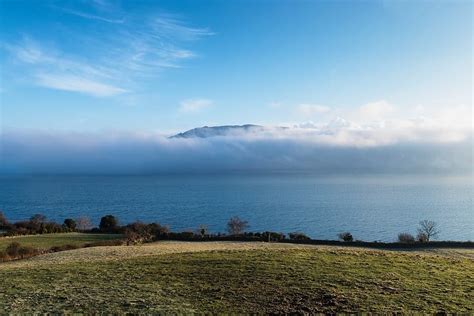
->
0;174;472;242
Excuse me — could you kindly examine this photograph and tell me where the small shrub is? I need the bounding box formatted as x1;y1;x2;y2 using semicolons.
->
261;231;286;242
417;232;429;243
6;242;21;257
338;232;353;242
398;233;415;243
5;242;38;260
289;232;311;241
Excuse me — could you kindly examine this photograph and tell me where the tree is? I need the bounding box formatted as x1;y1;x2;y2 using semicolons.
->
30;214;47;224
63;218;77;231
417;220;439;242
99;215;119;233
0;211;8;228
338;232;353;242
227;216;249;235
76;216;92;232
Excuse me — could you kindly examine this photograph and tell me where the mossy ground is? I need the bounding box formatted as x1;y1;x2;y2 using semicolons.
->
0;241;472;313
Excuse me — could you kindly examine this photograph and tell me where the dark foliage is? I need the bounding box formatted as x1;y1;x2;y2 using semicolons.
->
0;242;40;262
99;215;119;233
63;219;77;231
289;232;311;241
398;233;415;243
338;232;354;242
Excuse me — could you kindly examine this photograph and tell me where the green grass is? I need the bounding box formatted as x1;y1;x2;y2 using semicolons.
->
0;246;472;313
0;233;123;251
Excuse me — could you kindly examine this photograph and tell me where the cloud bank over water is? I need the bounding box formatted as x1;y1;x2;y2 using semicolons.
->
1;105;472;175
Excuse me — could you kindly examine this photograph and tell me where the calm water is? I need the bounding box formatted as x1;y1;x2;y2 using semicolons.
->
0;174;472;241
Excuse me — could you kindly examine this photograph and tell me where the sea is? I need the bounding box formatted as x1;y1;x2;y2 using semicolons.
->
0;174;472;241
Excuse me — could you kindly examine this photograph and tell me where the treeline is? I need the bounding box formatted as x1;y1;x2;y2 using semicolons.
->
0;212;81;236
0;211;464;246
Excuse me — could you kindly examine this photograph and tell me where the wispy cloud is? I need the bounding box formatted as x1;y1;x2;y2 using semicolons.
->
179;99;213;113
150;15;215;41
58;7;125;24
3;4;213;97
36;74;127;97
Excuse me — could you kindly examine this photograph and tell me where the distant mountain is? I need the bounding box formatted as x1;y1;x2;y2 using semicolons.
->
170;124;266;138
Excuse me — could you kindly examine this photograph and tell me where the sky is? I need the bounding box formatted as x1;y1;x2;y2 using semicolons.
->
0;0;472;174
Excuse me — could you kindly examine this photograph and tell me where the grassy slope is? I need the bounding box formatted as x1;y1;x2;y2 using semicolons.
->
0;233;123;251
0;242;473;313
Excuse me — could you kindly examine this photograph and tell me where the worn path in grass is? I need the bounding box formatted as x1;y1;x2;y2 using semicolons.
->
0;241;473;313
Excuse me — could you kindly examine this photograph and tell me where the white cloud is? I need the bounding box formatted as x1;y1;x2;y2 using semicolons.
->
1;124;471;175
36;74;127;97
297;104;331;116
355;100;395;121
179;99;213;113
3;6;213;97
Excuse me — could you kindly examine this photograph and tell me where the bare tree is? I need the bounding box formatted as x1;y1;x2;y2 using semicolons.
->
227;216;249;235
76;216;92;232
417;220;440;242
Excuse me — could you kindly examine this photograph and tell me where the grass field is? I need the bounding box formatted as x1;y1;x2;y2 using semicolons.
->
0;241;473;313
0;233;123;251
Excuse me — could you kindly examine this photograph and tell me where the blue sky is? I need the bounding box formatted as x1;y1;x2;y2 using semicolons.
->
0;0;472;133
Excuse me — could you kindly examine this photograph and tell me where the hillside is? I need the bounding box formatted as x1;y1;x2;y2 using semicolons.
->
0;241;473;313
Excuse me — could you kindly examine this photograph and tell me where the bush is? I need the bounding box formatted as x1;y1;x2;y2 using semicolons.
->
338;232;353;242
63;218;77;231
6;242;21;257
417;232;429;243
398;233;415;243
289;232;311;241
261;231;286;242
124;221;154;245
5;242;38;260
99;215;119;233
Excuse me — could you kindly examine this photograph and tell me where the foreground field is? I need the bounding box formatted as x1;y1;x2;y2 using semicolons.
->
0;233;123;251
0;241;472;313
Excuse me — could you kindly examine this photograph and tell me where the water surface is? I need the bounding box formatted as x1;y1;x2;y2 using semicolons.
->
0;174;472;241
